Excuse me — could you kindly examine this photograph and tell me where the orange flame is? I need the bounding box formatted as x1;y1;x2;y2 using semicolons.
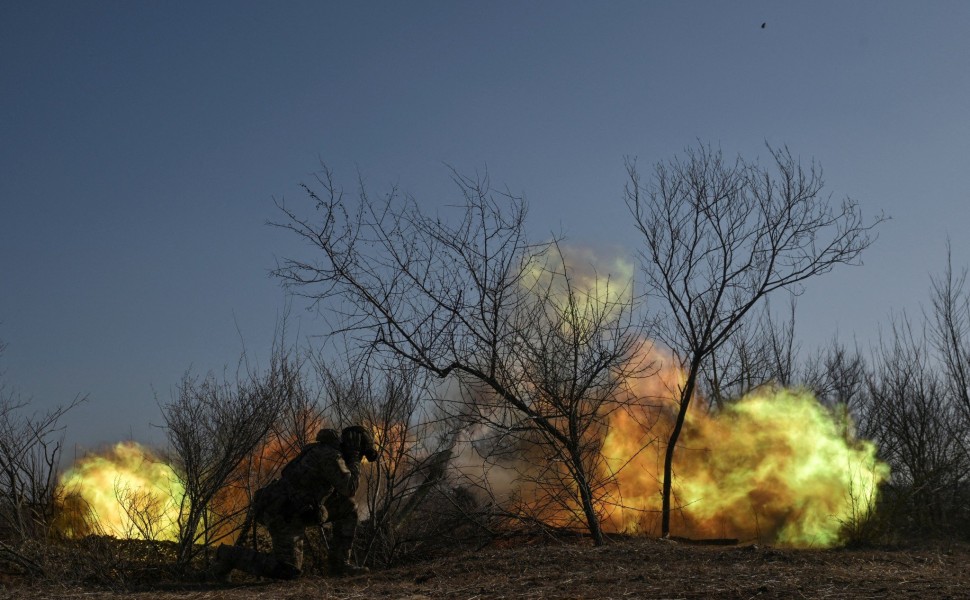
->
56;415;325;542
599;343;889;546
55;350;886;548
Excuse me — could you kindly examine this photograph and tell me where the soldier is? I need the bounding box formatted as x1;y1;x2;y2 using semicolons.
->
210;425;378;580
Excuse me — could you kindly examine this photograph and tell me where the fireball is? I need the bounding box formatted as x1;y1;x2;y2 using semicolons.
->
58;441;184;541
600;352;890;546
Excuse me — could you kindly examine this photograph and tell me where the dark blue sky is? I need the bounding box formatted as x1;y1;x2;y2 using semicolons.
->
2;1;969;451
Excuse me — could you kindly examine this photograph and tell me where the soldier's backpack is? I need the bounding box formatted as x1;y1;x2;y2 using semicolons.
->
252;444;326;526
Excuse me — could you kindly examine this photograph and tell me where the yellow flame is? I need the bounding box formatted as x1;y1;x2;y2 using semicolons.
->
678;388;888;546
53;237;889;549
54;416;324;542
515;248;889;547
372;423;412;472
58;442;185;541
600;346;890;546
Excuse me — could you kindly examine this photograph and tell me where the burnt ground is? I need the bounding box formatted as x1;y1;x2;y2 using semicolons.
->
3;537;968;599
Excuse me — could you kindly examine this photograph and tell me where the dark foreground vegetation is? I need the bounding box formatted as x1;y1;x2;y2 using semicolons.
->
3;535;969;599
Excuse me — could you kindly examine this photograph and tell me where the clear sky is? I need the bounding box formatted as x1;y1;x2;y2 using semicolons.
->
2;1;969;453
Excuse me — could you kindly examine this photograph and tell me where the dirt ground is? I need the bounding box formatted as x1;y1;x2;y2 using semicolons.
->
4;537;969;599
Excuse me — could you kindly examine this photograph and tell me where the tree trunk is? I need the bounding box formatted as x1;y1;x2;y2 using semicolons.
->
571;448;605;546
177;501;204;565
661;364;699;538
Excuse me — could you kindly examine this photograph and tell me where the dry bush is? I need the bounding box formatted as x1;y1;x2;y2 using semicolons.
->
161;342;299;565
862;317;970;539
229;335;325;551
316;356;464;567
0;340;84;577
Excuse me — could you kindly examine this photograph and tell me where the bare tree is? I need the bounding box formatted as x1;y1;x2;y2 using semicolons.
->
698;299;798;409
625;143;883;538
244;341;324;495
928;241;970;452
864;316;968;534
436;244;655;544
800;337;870;445
0;339;84;574
114;479;171;543
162;348;292;564
273;167;651;545
924;244;970;533
315;356;460;566
231;347;325;553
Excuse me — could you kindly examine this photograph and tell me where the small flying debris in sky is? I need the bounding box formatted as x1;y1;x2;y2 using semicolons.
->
761;22;766;29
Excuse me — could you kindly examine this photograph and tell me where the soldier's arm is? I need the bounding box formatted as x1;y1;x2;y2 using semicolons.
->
327;453;360;498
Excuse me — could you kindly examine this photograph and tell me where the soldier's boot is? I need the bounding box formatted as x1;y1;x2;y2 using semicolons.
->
327;547;369;576
251;554;301;580
235;546;301;580
327;517;367;576
207;544;241;583
210;544;301;581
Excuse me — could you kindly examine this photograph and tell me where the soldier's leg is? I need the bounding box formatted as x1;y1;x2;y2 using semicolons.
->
216;517;304;581
269;519;306;575
324;494;367;575
233;506;258;548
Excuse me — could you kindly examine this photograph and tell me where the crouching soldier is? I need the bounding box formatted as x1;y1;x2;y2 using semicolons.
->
210;425;378;580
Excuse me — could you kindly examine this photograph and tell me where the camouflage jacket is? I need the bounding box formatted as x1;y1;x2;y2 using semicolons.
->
255;441;359;523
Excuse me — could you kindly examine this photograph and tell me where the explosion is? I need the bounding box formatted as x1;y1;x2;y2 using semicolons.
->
599;344;890;547
57;377;888;547
515;247;891;546
56;419;323;542
58;442;184;541
56;249;888;549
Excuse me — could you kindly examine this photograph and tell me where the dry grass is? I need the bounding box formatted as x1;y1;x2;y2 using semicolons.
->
3;537;968;599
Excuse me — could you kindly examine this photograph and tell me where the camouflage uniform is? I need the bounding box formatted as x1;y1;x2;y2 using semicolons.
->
212;428;368;580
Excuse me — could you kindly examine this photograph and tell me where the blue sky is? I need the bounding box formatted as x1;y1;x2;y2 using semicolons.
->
2;1;969;452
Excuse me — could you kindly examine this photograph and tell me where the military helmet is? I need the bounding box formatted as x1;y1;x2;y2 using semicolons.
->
315;428;341;446
341;425;378;462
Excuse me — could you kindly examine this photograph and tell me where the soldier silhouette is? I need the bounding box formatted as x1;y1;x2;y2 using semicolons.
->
210;425;377;580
